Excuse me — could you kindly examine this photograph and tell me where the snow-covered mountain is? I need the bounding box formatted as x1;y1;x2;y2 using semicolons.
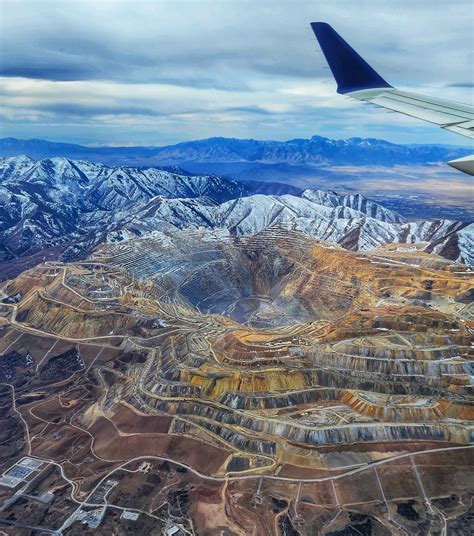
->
0;156;243;258
106;193;471;264
300;190;404;224
0;155;249;207
0;155;472;267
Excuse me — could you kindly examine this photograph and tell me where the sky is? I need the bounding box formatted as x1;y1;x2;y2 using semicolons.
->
0;0;473;147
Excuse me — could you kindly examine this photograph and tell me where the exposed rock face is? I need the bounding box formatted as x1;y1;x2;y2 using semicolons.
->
3;229;472;444
1;226;472;534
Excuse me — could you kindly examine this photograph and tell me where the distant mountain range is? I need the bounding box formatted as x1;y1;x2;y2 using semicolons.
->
1;136;470;169
3;137;472;224
1;156;472;274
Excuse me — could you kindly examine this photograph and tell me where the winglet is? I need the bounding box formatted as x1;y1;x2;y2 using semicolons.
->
311;22;392;94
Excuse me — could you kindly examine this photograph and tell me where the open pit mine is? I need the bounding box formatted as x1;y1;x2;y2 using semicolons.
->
0;226;473;535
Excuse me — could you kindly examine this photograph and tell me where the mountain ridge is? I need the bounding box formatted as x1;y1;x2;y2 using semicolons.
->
3;138;472;224
1;155;472;273
1;136;470;168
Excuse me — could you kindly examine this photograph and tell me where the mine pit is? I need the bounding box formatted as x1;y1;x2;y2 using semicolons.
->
0;228;472;534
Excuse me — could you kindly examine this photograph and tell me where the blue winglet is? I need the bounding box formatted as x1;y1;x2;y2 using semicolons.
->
311;22;392;94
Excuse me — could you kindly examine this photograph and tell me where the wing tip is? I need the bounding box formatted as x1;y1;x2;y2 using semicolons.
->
310;21;392;94
448;154;474;176
310;21;330;30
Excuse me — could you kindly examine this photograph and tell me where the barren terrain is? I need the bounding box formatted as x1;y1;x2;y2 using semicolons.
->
0;228;472;534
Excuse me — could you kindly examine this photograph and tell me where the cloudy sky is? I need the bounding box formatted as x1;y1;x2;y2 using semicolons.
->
1;0;473;146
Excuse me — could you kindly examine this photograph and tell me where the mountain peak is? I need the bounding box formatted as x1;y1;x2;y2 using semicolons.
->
309;135;330;142
4;154;36;164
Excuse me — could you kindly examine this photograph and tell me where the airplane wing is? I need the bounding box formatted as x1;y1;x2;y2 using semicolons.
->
311;22;474;176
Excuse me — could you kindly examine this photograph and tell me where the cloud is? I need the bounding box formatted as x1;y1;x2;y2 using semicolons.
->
0;0;472;145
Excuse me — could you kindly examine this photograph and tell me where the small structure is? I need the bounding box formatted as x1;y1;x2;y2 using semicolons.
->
39;491;55;504
138;461;151;473
6;465;33;480
121;510;140;521
17;457;43;470
0;475;22;489
77;506;106;529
